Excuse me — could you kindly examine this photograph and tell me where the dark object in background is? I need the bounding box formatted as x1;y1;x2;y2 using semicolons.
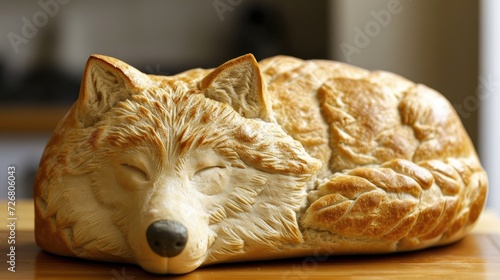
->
232;3;290;60
11;65;79;104
0;60;8;100
1;19;79;105
230;1;328;61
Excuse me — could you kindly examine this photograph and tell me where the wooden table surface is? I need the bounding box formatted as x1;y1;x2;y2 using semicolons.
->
1;200;500;279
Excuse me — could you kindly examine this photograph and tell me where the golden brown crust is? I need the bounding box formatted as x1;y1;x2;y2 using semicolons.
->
262;57;488;249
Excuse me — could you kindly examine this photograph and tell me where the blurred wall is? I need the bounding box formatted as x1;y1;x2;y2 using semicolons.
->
1;0;328;87
480;0;500;215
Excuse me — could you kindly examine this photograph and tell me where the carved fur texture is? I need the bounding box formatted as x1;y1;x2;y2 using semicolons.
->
34;54;488;274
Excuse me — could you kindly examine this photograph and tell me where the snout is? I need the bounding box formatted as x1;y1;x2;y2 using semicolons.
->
129;186;210;274
146;220;188;258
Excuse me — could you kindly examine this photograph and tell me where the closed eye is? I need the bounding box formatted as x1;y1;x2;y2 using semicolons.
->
192;165;227;196
194;165;226;176
120;163;150;181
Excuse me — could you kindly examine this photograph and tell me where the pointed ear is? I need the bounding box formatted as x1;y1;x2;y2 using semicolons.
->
76;54;150;127
200;54;272;120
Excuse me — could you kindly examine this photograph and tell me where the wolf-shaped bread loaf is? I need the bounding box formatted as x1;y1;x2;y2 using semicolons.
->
34;54;487;274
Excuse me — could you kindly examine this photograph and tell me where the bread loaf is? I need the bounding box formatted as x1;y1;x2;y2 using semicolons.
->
34;54;488;274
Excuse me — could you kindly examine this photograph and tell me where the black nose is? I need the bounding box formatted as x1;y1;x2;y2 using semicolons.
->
146;220;188;258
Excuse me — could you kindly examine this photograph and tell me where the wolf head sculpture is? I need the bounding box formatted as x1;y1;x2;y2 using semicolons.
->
34;54;487;274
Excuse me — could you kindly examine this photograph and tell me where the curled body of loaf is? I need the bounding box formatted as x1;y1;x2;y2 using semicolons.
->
34;54;487;274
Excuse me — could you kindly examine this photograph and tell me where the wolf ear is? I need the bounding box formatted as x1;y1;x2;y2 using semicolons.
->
76;54;150;127
200;54;272;120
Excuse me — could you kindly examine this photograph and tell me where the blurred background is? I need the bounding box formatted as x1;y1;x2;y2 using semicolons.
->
0;0;498;213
